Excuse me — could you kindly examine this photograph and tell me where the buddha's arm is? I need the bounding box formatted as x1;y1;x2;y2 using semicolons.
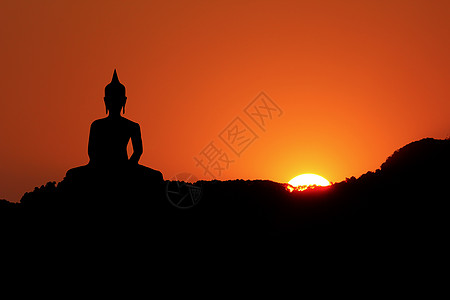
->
87;122;98;163
129;123;143;164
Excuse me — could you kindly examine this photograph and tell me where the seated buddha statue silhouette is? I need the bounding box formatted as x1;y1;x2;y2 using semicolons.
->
88;69;142;168
64;70;163;201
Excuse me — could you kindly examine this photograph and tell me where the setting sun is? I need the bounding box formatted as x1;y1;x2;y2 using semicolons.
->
287;174;331;192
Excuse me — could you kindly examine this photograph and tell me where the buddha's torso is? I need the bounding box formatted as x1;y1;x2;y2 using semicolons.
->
89;117;138;166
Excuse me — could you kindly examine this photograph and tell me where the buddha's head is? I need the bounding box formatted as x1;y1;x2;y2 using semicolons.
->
104;69;127;115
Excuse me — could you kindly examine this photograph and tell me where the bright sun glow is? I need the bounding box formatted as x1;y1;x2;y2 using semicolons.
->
287;173;331;192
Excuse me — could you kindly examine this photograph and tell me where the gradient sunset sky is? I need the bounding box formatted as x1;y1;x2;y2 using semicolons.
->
1;0;449;202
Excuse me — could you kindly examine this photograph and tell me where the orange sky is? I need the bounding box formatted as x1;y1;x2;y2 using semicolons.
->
1;0;449;202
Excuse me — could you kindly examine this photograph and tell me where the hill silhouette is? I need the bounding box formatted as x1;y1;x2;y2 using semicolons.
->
1;137;449;248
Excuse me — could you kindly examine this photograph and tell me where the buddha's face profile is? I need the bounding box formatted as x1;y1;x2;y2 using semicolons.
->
104;93;127;115
104;69;127;116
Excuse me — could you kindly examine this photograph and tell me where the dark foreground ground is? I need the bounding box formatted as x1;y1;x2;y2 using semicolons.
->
1;138;449;274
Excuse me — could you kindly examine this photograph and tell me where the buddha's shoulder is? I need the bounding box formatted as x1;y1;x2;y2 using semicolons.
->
90;117;139;127
90;117;109;127
120;117;140;128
